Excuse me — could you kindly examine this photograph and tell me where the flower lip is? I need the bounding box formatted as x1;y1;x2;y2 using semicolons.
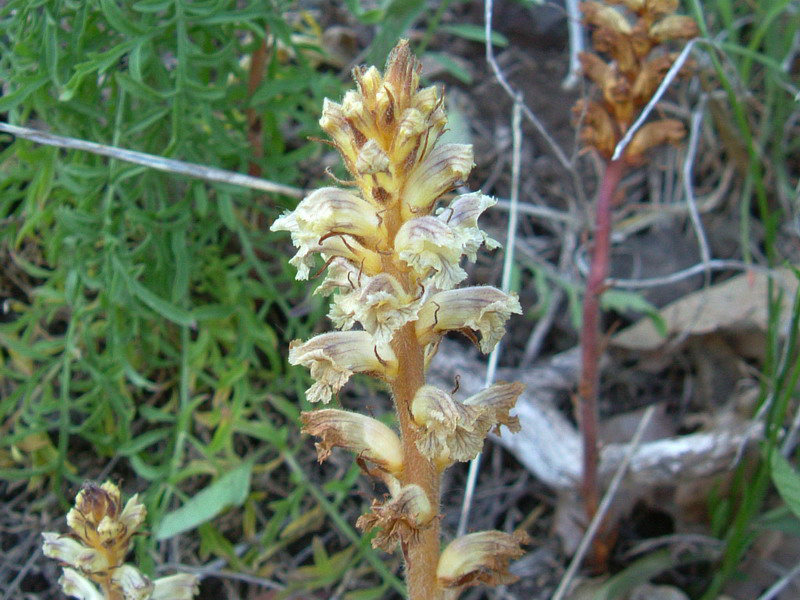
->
395;216;465;290
42;533;110;573
111;564;154;600
411;385;493;469
328;273;422;345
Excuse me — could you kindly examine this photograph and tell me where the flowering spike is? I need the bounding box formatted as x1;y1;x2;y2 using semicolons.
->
43;481;199;600
271;40;525;599
576;0;697;162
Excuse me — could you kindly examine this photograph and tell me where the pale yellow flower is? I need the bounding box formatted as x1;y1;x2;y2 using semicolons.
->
300;408;404;474
289;331;398;404
357;482;436;552
415;287;522;353
437;530;529;590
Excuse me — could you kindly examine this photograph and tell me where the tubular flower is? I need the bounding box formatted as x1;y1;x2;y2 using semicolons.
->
152;574;201;600
58;569;105;600
437;530;530;591
411;383;525;470
411;385;495;470
328;273;422;345
300;409;404;474
289;331;398;404
356;482;436;552
575;0;697;162
271;40;525;599
415;287;522;353
42;481;199;600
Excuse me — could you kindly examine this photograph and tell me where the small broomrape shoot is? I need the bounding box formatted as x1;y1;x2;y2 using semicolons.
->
42;481;199;600
272;40;525;599
572;0;697;566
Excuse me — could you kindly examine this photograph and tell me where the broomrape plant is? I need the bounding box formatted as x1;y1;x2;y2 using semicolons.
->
271;41;527;599
572;0;697;565
42;482;198;600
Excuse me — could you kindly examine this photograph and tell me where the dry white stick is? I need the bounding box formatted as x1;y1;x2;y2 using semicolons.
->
612;39;698;161
484;0;572;171
682;97;713;279
562;0;585;90
457;95;525;537
550;406;657;600
604;259;752;289
0;122;305;198
756;561;800;600
492;197;577;224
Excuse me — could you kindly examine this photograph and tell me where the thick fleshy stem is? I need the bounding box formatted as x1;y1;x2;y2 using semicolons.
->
391;322;442;599
577;157;624;568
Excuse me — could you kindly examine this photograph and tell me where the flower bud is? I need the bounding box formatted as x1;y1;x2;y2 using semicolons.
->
437;530;529;589
391;107;427;167
383;40;420;109
319;98;359;169
289;331;398;404
66;482;145;554
301;409;404;474
354;66;382;111
355;139;391;175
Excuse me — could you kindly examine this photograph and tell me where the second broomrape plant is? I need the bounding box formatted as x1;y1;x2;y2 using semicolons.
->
271;41;527;599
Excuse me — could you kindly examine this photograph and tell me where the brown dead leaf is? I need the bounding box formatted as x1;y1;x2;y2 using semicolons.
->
612;268;798;351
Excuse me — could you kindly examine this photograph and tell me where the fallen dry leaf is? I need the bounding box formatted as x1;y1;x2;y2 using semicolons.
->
612;268;799;351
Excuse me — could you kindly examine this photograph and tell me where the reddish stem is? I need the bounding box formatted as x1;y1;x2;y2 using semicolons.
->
246;39;268;178
578;158;625;564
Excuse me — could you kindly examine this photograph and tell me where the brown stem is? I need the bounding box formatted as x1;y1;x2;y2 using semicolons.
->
391;322;442;600
578;157;624;566
246;39;268;178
